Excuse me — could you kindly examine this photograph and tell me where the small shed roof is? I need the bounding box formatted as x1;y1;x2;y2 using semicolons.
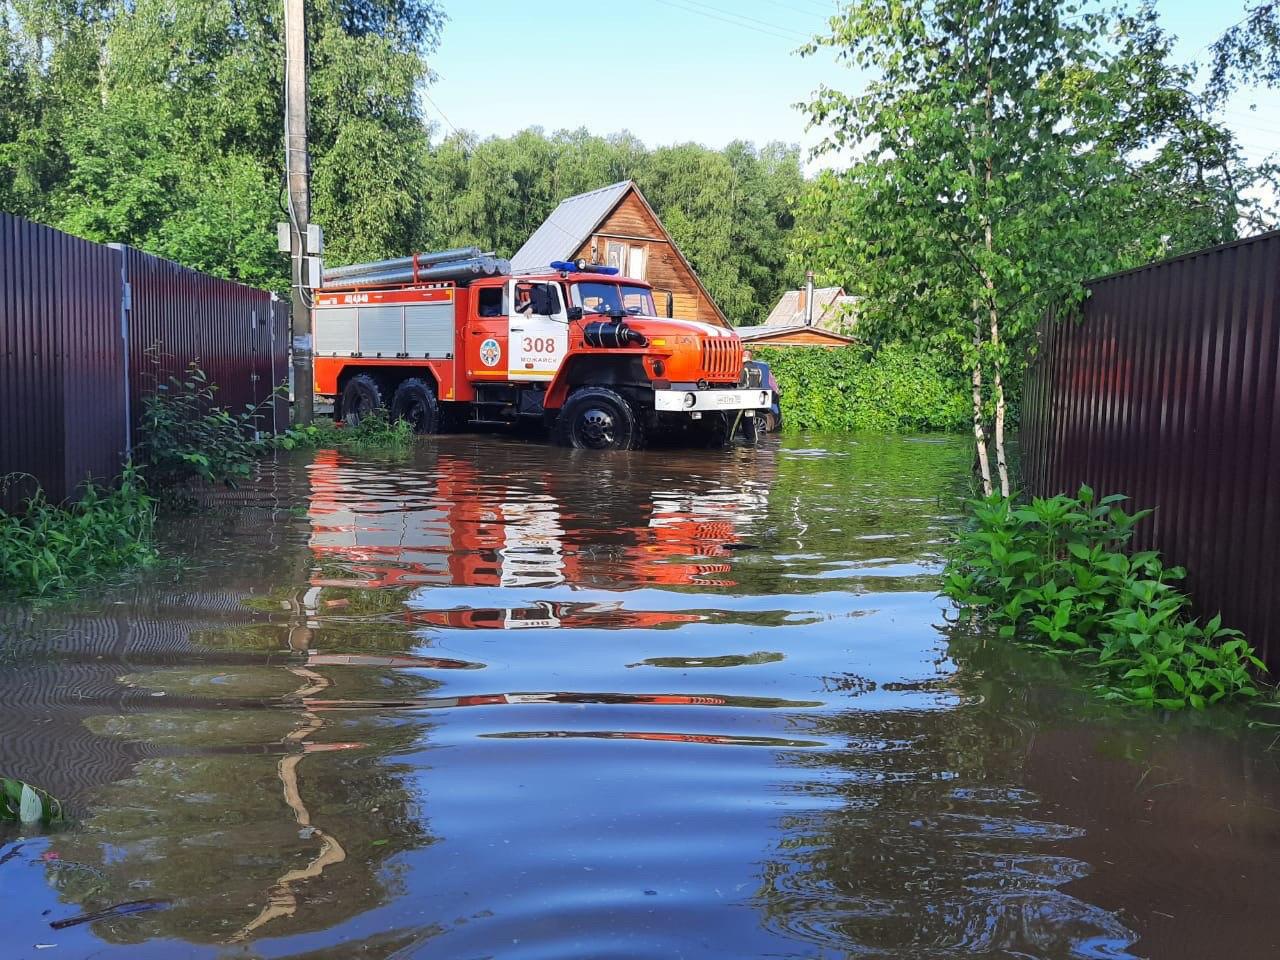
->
511;181;633;273
739;324;857;345
761;286;857;331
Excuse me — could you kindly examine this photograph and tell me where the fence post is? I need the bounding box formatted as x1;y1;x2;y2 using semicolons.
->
108;243;132;460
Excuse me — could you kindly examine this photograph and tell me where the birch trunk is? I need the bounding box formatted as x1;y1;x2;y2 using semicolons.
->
990;335;1010;497
971;311;993;497
981;11;1009;498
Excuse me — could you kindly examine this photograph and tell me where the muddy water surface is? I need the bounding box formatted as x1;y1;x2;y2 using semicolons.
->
1;435;1278;959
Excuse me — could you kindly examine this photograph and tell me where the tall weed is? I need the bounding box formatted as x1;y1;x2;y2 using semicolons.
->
277;411;415;455
134;356;270;488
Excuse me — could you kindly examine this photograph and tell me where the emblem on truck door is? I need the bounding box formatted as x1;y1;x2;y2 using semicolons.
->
480;338;501;367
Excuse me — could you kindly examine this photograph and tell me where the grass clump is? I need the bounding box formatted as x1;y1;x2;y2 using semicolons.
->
943;485;1265;710
278;411;415;455
0;467;156;599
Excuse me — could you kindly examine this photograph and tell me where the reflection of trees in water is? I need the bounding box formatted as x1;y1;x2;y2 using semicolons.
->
755;621;1140;958
47;675;436;945
738;436;973;595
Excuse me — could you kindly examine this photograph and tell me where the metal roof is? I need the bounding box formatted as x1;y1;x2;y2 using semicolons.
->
739;324;856;343
761;286;855;329
511;180;633;273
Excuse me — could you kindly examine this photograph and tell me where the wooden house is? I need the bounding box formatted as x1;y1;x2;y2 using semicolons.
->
511;181;728;327
739;279;858;348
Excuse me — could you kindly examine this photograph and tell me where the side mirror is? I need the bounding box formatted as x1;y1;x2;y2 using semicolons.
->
529;283;559;316
566;306;583;321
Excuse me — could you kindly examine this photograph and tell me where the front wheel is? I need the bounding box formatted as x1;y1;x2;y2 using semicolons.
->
391;378;441;434
555;387;644;450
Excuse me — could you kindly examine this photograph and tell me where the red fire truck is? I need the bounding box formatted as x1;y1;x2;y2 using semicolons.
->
311;249;772;449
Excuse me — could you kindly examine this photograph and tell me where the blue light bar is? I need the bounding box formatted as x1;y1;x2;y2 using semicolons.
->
550;260;620;275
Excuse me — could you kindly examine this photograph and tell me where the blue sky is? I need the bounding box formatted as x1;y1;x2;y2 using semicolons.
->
425;0;1279;174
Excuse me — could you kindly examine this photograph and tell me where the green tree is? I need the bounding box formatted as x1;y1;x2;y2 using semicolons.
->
1210;2;1280;96
797;0;1275;495
0;0;444;292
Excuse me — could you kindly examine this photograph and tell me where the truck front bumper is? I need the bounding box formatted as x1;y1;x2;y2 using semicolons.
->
653;388;773;414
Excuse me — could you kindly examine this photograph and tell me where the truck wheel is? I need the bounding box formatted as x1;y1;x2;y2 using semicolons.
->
341;374;385;427
391;378;441;434
556;387;644;450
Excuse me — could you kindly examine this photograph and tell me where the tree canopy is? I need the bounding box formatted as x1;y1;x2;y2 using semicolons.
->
416;128;805;323
0;0;806;322
794;0;1278;489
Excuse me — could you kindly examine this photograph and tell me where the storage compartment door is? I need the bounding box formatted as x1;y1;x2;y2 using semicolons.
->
404;301;456;358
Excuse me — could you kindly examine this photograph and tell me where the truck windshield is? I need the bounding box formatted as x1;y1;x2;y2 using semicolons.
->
571;282;656;317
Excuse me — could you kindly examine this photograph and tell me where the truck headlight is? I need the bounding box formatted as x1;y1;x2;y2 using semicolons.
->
759;391;769;405
683;392;697;409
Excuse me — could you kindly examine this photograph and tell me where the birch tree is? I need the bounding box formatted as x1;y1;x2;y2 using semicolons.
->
799;1;1276;495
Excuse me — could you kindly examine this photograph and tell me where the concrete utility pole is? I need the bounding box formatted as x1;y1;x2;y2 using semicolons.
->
284;0;313;425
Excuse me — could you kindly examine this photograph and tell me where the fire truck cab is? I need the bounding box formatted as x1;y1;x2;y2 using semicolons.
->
313;255;772;450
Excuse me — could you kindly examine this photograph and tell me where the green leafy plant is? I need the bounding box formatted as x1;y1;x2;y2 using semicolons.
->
754;343;969;433
276;413;415;455
134;353;272;488
1;777;65;826
0;467;157;599
943;485;1266;710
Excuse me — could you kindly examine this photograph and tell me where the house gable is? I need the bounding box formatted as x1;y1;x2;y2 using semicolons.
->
513;181;728;328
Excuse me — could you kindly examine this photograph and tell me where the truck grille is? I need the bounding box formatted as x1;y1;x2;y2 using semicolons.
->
699;338;742;379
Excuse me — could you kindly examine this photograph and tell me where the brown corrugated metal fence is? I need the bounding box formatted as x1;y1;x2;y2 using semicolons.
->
0;214;125;511
119;245;288;446
0;213;288;510
1022;230;1280;670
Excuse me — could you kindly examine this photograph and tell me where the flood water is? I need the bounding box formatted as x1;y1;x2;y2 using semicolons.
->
2;434;1278;959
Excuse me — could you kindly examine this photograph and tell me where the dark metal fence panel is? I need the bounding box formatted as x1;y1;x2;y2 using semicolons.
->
1024;230;1280;669
0;213;125;510
1;217;289;510
120;246;287;439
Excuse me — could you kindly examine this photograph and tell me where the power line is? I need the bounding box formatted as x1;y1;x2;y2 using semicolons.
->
673;0;813;38
646;0;804;42
421;89;587;250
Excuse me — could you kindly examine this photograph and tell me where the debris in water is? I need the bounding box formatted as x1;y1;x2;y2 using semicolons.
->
49;899;170;930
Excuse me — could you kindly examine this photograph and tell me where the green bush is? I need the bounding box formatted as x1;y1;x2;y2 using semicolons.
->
0;467;157;599
135;358;269;488
943;485;1265;710
754;343;969;433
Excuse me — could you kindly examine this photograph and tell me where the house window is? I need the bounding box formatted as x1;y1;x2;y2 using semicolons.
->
605;241;626;274
627;245;646;281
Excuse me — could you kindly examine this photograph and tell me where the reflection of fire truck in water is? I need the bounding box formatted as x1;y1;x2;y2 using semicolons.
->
306;448;774;629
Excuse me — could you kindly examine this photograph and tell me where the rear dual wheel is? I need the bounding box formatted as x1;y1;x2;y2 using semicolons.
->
340;374;441;434
340;374;384;427
391;378;441;435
